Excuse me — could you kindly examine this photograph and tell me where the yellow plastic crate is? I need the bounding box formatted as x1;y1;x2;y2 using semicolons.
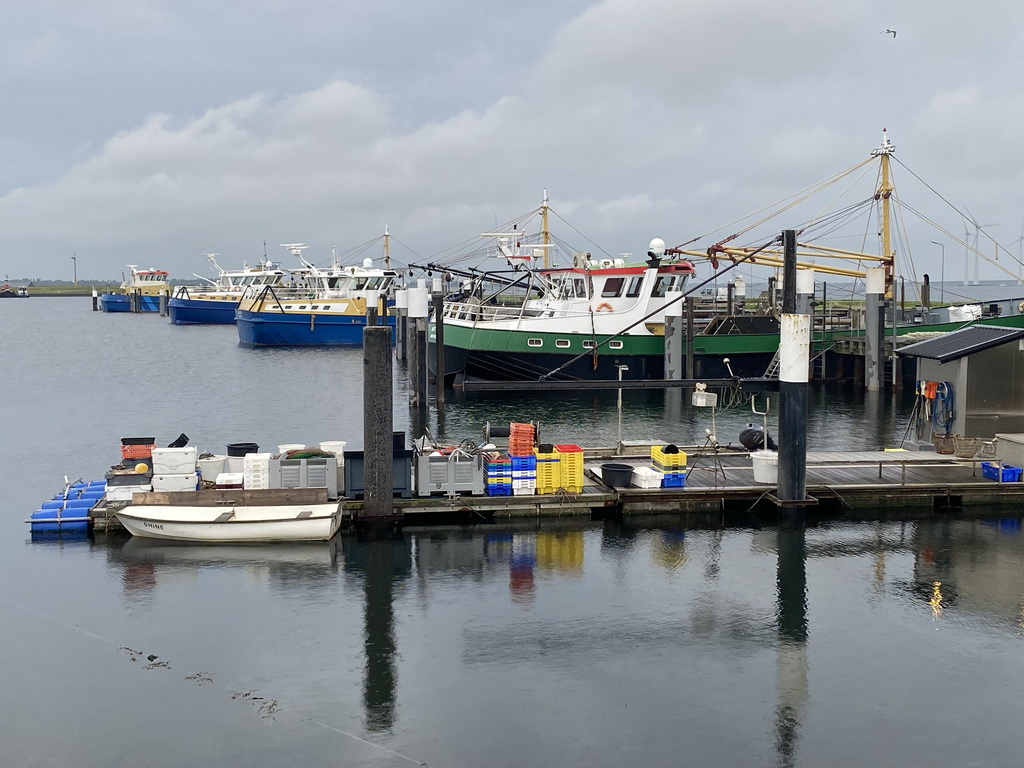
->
651;445;687;469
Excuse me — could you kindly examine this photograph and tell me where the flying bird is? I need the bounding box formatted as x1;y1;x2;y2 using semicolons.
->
881;29;897;38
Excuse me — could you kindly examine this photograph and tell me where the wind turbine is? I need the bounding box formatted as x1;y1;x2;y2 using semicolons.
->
965;209;1000;285
1012;218;1024;284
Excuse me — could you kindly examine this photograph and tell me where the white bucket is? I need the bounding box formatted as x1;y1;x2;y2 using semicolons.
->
319;440;347;456
278;443;306;454
751;450;779;484
197;455;226;482
225;455;244;473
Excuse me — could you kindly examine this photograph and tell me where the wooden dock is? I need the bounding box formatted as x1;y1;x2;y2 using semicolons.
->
90;448;1024;534
344;448;1024;523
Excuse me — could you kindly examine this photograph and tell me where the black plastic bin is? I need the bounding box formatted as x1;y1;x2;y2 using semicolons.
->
601;463;634;488
227;442;260;457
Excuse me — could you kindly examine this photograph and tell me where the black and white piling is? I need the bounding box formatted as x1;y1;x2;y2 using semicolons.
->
777;230;808;508
363;325;394;521
407;282;429;409
92;288;98;311
394;287;408;362
864;267;885;392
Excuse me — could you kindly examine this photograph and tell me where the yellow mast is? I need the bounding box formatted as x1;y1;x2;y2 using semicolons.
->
871;130;896;297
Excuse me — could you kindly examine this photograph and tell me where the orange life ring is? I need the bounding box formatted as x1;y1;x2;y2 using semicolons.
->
594;302;614;313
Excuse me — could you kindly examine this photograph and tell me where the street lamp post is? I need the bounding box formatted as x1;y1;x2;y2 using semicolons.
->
930;240;944;302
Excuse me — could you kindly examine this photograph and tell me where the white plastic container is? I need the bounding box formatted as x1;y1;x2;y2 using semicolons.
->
151;446;198;475
197;455;226;482
751;450;779;484
278;443;306;454
225;456;244;473
319;440;347;456
152;473;199;492
632;466;663;489
104;484;152;502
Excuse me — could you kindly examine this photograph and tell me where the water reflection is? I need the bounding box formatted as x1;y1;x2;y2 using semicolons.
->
342;534;411;734
774;523;808;768
108;537;342;600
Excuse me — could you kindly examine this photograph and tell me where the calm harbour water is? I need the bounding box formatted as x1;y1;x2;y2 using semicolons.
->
3;298;1024;768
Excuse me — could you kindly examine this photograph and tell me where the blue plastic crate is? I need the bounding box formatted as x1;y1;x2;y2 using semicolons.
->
486;484;513;496
661;472;687;488
509;455;537;471
981;461;1022;482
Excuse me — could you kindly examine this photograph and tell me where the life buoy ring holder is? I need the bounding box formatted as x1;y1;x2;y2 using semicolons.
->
1017;300;1024;314
594;302;614;313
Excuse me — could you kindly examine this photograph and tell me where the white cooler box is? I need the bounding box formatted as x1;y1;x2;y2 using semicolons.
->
105;484;152;502
152;473;200;492
151;446;198;475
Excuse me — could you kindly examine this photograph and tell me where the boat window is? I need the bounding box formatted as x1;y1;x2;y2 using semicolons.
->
574;278;588;298
299;305;308;310
527;338;543;347
626;276;643;297
601;278;625;298
582;340;596;349
608;340;623;350
652;277;671;297
555;339;570;348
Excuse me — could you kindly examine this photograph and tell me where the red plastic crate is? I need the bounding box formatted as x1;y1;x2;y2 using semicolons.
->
121;443;156;460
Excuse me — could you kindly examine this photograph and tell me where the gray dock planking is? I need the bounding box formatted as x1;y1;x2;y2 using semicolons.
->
91;449;1024;533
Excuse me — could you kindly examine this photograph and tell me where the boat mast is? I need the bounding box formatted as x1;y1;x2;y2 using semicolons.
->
541;189;550;269
383;224;391;270
871;129;896;297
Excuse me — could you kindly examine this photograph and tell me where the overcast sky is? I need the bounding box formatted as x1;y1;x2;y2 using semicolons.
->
2;0;1023;284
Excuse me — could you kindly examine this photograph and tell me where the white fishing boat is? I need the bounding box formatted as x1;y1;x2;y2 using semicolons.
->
115;499;341;542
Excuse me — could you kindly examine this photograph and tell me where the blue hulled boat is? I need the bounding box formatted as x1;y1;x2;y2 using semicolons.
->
235;242;398;346
169;253;291;325
99;266;171;313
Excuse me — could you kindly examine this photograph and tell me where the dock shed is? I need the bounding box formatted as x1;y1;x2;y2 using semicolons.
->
897;324;1024;439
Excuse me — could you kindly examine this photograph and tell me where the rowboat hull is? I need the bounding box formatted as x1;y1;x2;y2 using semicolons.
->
115;503;341;542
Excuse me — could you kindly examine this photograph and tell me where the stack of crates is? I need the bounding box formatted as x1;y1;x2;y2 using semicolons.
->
485;455;512;496
508;422;537;495
652;445;687;488
243;453;274;490
534;446;561;495
555;444;584;493
509;454;537;495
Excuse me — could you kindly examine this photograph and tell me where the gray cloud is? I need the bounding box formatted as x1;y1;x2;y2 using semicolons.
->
3;0;1024;283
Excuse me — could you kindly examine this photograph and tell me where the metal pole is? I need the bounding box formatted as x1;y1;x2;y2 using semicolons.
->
616;364;628;453
432;288;445;404
685;297;695;379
